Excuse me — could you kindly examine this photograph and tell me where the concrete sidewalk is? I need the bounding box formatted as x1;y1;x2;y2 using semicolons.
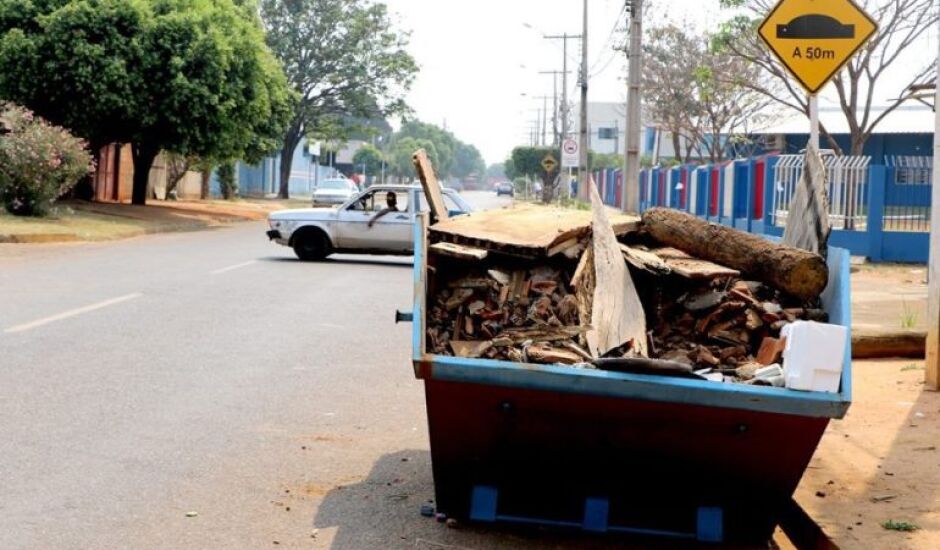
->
851;263;928;332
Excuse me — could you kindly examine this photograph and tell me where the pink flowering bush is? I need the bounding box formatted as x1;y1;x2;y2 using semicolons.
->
0;103;94;216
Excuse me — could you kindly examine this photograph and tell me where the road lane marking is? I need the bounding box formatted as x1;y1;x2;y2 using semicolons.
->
4;293;143;334
210;260;257;275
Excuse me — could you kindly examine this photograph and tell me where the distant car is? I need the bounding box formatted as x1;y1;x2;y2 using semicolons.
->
447;180;464;192
267;184;472;260
312;178;358;206
496;182;514;196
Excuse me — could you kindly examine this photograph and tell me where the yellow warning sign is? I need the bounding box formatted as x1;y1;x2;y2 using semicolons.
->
758;0;877;94
541;154;558;173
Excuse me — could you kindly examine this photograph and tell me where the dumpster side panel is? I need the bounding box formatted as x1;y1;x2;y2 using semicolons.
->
425;378;828;543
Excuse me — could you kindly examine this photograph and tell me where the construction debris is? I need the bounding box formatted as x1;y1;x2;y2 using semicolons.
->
641;207;829;300
424;190;833;385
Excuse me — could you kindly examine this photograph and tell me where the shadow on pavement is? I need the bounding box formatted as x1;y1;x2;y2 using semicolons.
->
258;255;412;268
314;449;692;550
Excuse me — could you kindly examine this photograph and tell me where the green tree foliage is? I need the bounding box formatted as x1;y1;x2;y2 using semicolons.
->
387;120;483;180
261;0;417;198
0;102;93;215
352;143;384;175
0;0;293;205
486;162;506;179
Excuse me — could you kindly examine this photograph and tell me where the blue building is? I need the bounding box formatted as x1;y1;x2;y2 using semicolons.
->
754;105;933;163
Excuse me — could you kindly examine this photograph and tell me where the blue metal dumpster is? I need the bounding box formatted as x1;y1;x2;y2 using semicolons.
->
409;215;851;545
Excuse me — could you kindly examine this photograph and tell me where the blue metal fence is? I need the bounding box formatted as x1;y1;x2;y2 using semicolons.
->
598;154;932;263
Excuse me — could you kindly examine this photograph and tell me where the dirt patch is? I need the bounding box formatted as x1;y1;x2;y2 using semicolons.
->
851;264;927;332
796;359;939;548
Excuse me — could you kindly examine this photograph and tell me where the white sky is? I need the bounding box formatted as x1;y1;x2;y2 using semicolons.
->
384;0;935;165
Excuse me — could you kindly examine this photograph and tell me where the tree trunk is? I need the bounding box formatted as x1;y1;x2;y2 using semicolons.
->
278;127;302;199
641;207;829;300
671;132;682;164
200;168;211;199
130;142;159;206
852;329;926;359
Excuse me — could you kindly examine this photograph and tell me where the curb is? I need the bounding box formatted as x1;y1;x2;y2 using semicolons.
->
0;233;82;244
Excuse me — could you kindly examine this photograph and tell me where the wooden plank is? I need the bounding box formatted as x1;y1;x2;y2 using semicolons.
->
853;329;926;359
429;204;640;256
412;148;449;225
647;247;741;279
587;181;647;357
429;242;488;261
620;244;671;275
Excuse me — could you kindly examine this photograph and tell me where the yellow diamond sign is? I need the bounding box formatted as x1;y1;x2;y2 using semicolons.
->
541;154;558;173
758;0;877;94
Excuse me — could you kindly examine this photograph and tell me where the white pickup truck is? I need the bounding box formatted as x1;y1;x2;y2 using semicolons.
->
266;184;472;260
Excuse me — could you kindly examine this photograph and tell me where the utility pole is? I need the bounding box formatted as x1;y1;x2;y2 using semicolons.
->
544;34;583;150
578;0;589;200
622;0;643;213
538;70;570;145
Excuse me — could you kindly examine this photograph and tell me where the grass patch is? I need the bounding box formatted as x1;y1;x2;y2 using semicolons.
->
881;520;919;532
900;364;923;371
900;301;918;329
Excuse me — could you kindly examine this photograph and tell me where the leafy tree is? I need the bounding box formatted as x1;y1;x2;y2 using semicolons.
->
453;141;485;179
388;136;438;179
0;0;292;205
261;0;417;198
507;145;560;202
486;162;506;179
643;23;774;163
385;119;485;181
714;0;938;155
352;143;384;175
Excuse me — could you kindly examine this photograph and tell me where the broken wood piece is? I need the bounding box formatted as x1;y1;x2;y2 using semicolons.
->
448;340;493;358
547;237;579;257
587;180;647;357
495;325;588;344
412;149;449;224
647;247;740;279
488;269;511;286
428;204;639;257
525;342;582;365
445;288;473;310
448;277;496;290
620;243;671;275
642;207;828;300
592;357;697;378
429;242;488;261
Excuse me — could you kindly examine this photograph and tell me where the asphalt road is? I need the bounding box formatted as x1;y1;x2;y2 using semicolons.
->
0;191;629;549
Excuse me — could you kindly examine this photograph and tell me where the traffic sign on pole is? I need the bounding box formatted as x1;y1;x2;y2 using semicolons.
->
541;154;559;174
561;138;579;168
758;0;877;94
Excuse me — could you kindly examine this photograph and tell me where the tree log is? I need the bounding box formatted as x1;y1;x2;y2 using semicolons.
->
641;208;828;300
851;329;926;359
